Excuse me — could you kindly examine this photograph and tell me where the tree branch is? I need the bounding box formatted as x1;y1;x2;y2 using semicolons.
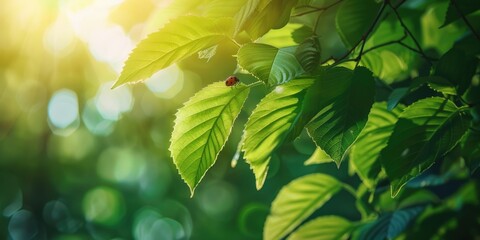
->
388;1;433;65
293;0;344;17
451;0;480;41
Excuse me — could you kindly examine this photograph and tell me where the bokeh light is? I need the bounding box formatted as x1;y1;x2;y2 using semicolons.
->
95;81;133;121
145;64;184;99
82;187;125;226
0;174;23;217
133;207;186;240
8;210;39;240
97;147;146;184
82;100;115;136
48;89;80;136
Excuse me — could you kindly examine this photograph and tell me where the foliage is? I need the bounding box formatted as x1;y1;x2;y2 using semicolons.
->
10;0;474;239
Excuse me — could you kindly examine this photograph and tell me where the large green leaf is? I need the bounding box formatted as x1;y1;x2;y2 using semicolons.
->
243;0;298;40
356;206;424;240
237;43;304;85
242;79;314;189
350;102;404;189
113;16;233;88
440;0;480;27
380;97;471;197
307;67;375;165
335;0;382;48
288;216;354;240
170;82;250;195
202;0;247;18
264;174;343;240
433;47;478;96
234;0;261;35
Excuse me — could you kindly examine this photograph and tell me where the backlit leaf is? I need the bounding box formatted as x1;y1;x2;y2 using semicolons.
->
264;174;343;240
113;16;233;88
350;102;404;189
288;215;354;240
380;97;471;197
170;82;250;195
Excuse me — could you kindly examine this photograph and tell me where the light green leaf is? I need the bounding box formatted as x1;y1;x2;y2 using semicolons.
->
440;0;480;27
304;147;334;165
202;0;247;18
307;67;375;165
288;216;354;240
243;0;298;40
295;36;321;72
350;102;404;189
264;174;343;240
113;16;233;88
170;82;250;195
356;206;424;240
380;97;471;197
242;79;314;189
237;43;304;85
257;23;303;48
335;0;382;48
426;76;457;95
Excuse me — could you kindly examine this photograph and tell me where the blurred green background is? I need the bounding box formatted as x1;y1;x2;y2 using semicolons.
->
0;0;362;239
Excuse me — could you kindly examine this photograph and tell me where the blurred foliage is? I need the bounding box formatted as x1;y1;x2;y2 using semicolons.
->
1;0;480;240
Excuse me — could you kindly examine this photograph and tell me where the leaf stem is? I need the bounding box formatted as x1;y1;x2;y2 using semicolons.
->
450;0;480;41
247;81;264;88
229;38;242;49
342;183;358;198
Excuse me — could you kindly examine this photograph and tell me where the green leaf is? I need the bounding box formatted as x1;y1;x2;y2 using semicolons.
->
257;23;303;48
350;102;404;189
242;79;314;189
380;97;471;197
434;47;478;96
295;36;321;72
441;0;480;28
387;87;409;111
243;0;298;40
264;174;343;240
461;130;480;173
113;16;232;88
335;0;382;48
237;43;304;85
202;0;247;18
427;76;457;95
288;216;354;240
356;206;424;240
307;67;375;165
170;82;250;195
234;0;261;35
304;147;334;165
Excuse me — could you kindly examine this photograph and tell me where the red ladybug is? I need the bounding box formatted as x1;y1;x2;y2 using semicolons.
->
225;76;240;86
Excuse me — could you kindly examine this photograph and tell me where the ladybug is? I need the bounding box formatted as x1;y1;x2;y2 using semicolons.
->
225;76;240;86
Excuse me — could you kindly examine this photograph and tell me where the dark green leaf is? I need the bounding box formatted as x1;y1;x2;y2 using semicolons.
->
461;130;480;173
434;47;478;96
307;67;375;165
295;36;321;72
440;0;480;28
264;174;343;240
380;97;471;197
170;82;250;195
335;0;382;48
427;76;457;95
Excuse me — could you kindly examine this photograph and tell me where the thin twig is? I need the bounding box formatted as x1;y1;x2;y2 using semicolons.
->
389;1;433;65
451;0;480;41
292;0;344;17
362;30;408;55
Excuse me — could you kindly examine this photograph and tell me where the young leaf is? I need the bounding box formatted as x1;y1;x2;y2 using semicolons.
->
242;79;314;189
170;82;250;196
335;0;382;48
287;215;354;240
264;174;343;240
307;67;375;165
237;43;304;85
380;97;471;197
350;102;404;189
433;47;478;96
295;36;321;72
113;16;233;88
